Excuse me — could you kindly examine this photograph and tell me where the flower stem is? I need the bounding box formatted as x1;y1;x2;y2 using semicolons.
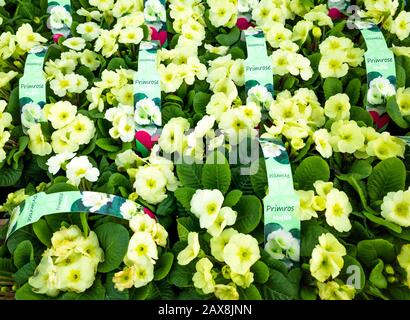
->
80;212;89;237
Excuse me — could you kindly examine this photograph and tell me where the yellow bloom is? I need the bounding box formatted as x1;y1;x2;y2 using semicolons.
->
192;258;215;294
381;188;410;227
366;132;405;160
46;101;77;129
231;270;254;289
214;283;239;300
330;120;365;154
223;233;260;275
324;94;350;120
177;232;200;266
318;56;349;78
113;266;135;291
317;281;356;300
210;228;238;262
313;129;333;158
325;189;352;232
396;87;410;116
27;124;52;156
15;23;47;51
314;180;334;198
296;190;318;220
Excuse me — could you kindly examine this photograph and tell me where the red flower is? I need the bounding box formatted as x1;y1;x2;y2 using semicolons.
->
52;33;64;43
236;17;253;30
328;8;345;20
135;130;155;150
150;27;167;46
143;207;156;219
369;111;390;129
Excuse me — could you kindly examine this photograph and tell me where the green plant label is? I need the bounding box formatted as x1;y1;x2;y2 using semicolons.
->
47;0;72;37
259;138;300;268
19;46;48;133
144;0;168;47
357;22;396;127
6;191;147;240
244;28;274;109
133;41;162;155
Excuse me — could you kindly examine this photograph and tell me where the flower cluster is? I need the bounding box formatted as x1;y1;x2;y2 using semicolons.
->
113;213;168;290
29;225;104;296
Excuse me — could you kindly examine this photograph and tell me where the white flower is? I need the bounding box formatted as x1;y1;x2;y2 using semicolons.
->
46;152;76;175
82;192;113;212
21;103;45;129
129;214;156;234
48;6;72;30
135;98;158;125
120;201;144;220
144;0;166;22
63;37;86;51
190;189;224;229
267;229;294;250
369;77;396;98
261;141;285;158
247;85;273;105
66;156;100;186
126;232;158;264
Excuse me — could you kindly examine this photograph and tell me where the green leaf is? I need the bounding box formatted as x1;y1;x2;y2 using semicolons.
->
323;77;343;100
396;64;406;88
177;217;200;241
46;182;79;194
386;96;409;128
250;261;269;284
96;138;121;152
300;220;329;257
162;105;187;124
13;136;29;165
216;27;240;46
154;252;174;281
0;162;23;187
15;283;48;300
176;163;202;189
32;220;52;247
263;270;298;300
105;272;129;300
367;157;406;202
294;156;330;190
129;285;150;300
107;57;127;70
169;262;196;288
369;259;387;289
363;211;402;233
193;92;211;115
340;255;366;291
13;240;34;269
357;239;395;267
239;284;262;300
7;228;38;254
174;187;196;212
223;190;243;207
202;151;231;194
350;106;373;126
108;173;132;191
345;78;361;105
0;257;16;276
95;223;129;273
233;195;262;233
60;279;106;300
13;260;37;286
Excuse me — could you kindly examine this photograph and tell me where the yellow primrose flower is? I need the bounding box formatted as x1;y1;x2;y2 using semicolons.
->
296;190;318;220
0;100;11;128
27;124;52;156
28;253;59;297
210;228;238;262
230;270;254;289
46;101;77;129
126;231;158;264
330;120;365;154
207;207;237;237
119;27;144;45
317;281;356;300
319;36;353;57
132;257;155;288
113;266;135;291
208;0;237;28
223;233;260;275
63;37;86;51
0;31;16;59
397;244;410;270
74;231;104;267
313;180;334;198
381;188;410;227
310;233;346;282
325;189;352;232
192;258;215;294
134;166;168;204
366;132;405;160
391;11;410;41
177;232;200;265
313;128;333;158
56;255;96;293
292;20;313;43
396;87;410;116
190;189;225;229
15;23;47;51
312;195;327;212
159;63;184;93
324;94;350;120
318;56;349;78
391;46;410;58
214;283;239;300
